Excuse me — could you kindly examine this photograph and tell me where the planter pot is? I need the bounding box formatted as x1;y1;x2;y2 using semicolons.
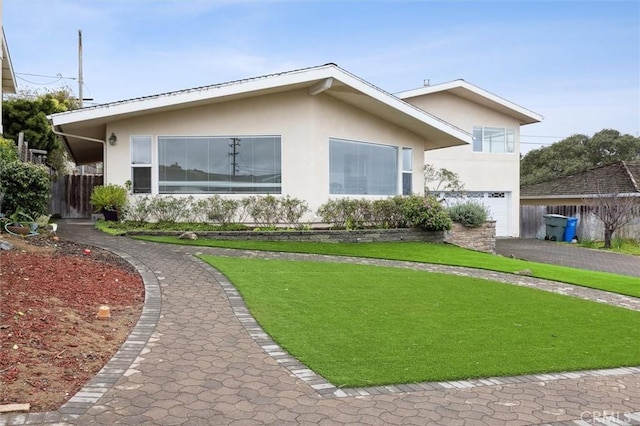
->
102;209;119;221
6;224;30;235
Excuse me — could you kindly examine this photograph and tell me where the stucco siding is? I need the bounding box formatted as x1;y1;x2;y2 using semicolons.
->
104;88;427;219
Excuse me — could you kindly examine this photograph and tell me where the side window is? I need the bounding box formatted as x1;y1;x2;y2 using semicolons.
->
402;147;412;195
131;136;152;194
472;127;515;153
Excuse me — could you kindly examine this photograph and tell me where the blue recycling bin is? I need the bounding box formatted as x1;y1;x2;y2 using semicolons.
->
563;217;578;242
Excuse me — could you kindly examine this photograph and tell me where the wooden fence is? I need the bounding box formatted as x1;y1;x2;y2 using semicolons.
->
520;204;640;241
49;174;103;218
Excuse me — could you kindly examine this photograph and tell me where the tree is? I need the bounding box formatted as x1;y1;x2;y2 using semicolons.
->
2;88;79;172
424;164;465;194
521;129;640;186
583;190;639;249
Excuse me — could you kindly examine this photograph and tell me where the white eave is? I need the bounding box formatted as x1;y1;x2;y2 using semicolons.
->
2;28;17;94
49;64;471;149
396;79;543;125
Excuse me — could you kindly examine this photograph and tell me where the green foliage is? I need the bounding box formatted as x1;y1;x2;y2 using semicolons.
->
316;198;372;229
401;195;452;231
90;184;129;212
0;161;51;216
3;88;79;154
371;196;407;228
245;195;281;227
123;195;154;222
278;196;310;226
521;129;640;186
447;201;490;228
196;195;240;225
147;195;190;222
0;137;19;167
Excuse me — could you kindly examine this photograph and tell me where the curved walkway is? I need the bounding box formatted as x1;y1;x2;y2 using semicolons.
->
2;221;639;425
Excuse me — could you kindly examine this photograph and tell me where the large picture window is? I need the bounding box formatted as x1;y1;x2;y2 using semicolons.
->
158;136;281;194
329;138;398;195
473;127;515;153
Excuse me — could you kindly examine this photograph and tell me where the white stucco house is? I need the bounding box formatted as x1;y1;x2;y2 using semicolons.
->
49;63;541;236
398;81;542;237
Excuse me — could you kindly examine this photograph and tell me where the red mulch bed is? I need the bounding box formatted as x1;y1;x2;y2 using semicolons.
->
0;234;144;412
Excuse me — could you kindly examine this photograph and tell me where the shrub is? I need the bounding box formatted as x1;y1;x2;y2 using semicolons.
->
0;137;18;168
371;197;406;228
447;201;490;228
316;198;372;229
402;195;452;231
90;184;129;213
245;195;280;227
123;195;153;223
0;161;51;217
148;196;191;222
278;196;310;227
197;195;240;225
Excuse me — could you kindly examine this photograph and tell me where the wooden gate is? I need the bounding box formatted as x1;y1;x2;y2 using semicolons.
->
49;175;103;218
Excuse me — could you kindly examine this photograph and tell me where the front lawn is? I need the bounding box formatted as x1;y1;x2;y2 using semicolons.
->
136;237;640;298
200;256;640;387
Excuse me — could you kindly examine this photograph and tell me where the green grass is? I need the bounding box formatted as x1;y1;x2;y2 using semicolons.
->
579;238;640;256
135;236;640;297
201;256;640;386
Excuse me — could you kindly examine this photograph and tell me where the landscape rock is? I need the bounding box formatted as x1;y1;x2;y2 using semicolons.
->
179;232;198;240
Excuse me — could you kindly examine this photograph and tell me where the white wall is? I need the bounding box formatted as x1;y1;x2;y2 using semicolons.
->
104;88;427;220
404;91;523;236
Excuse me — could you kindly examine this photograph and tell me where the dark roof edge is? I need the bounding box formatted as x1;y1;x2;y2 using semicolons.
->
622;161;639;192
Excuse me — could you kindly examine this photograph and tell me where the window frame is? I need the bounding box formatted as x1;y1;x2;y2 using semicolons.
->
329;137;400;196
130;135;153;194
472;126;516;154
157;135;282;195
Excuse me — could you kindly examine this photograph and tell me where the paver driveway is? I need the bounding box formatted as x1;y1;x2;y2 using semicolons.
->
2;221;639;425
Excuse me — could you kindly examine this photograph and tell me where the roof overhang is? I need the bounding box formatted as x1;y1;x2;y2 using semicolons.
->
397;80;543;125
50;64;471;164
2;29;17;95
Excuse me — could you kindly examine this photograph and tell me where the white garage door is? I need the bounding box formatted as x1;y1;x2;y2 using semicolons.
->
441;192;511;237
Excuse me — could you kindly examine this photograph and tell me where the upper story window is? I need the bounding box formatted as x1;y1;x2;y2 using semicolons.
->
158;135;281;194
472;127;515;153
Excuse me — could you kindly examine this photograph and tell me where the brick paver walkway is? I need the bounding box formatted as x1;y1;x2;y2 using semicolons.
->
2;221;639;425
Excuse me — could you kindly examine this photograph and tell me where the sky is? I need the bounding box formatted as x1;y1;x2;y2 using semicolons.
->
3;0;639;154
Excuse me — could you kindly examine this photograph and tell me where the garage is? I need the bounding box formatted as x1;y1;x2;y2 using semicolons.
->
440;191;511;237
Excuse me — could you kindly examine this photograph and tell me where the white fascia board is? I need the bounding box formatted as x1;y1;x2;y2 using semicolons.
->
332;69;470;143
397;80;543;124
2;29;17;94
49;64;471;144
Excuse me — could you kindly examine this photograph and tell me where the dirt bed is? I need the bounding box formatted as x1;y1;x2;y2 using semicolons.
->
0;233;144;412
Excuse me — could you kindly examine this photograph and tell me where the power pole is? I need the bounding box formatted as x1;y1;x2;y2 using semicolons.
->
229;137;241;176
78;29;83;108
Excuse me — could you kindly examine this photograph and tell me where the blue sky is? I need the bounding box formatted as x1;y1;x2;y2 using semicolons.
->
4;0;639;153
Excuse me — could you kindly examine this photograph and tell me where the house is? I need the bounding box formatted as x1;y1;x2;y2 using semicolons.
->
520;161;640;239
1;0;17;134
49;64;541;232
397;80;542;237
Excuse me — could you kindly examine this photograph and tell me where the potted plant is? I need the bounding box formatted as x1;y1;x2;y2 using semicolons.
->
90;184;128;221
4;210;36;235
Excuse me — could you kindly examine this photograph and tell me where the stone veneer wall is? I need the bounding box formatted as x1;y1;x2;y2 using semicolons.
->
445;221;496;253
129;222;496;253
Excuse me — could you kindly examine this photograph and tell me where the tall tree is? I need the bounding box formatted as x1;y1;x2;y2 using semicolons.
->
2;88;80;170
521;129;640;186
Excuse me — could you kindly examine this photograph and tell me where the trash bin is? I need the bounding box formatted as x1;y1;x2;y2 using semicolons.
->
563;217;578;242
543;214;568;241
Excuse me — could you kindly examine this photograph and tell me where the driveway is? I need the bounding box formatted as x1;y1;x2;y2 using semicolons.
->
496;238;640;278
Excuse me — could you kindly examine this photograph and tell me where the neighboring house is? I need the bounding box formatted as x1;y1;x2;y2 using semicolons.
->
1;0;18;134
48;64;470;220
397;80;542;237
48;63;541;229
520;161;640;239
